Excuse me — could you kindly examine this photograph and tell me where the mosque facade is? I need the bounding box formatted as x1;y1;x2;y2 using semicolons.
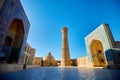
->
0;0;30;63
85;23;120;68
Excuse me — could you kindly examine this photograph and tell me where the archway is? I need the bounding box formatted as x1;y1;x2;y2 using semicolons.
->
90;40;107;67
2;19;24;63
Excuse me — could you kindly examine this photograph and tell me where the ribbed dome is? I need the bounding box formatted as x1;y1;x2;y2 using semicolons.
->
44;52;55;61
43;52;57;66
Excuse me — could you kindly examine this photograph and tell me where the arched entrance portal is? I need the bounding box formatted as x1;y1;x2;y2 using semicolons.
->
90;40;107;67
2;19;24;63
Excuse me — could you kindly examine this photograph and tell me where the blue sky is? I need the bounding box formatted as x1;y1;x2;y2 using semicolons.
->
21;0;120;60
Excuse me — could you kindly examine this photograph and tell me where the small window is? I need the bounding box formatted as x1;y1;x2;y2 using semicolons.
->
4;36;12;46
97;50;102;53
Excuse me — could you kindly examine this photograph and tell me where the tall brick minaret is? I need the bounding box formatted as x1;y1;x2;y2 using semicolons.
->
61;27;71;67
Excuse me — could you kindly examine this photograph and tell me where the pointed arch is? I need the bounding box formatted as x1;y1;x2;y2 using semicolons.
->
90;39;107;67
2;19;24;63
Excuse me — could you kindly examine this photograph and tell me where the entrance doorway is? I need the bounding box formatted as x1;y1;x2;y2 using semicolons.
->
90;40;107;67
1;19;24;63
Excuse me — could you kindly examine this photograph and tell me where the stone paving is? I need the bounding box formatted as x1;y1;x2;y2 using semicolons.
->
0;67;120;80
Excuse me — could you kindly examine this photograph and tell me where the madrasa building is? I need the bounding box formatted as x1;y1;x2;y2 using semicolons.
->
84;23;120;68
0;0;30;63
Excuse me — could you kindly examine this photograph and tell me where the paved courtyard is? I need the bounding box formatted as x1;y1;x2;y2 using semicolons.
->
0;67;120;80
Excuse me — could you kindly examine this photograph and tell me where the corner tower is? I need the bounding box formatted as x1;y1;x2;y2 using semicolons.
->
61;27;71;67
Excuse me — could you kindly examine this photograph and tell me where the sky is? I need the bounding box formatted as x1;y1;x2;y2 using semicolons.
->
20;0;120;60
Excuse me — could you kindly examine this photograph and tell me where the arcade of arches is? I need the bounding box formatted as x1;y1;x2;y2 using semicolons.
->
1;19;24;63
90;40;107;67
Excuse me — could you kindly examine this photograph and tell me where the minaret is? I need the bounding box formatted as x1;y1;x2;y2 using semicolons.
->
61;27;71;67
